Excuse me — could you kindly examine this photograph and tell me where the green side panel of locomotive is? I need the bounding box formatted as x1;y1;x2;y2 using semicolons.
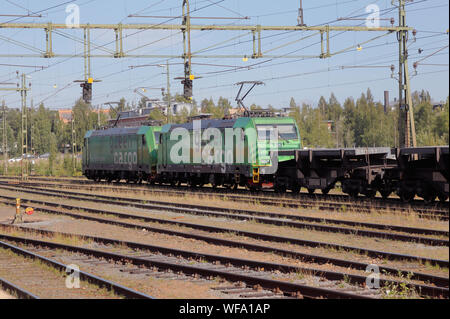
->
82;126;161;174
157;117;301;178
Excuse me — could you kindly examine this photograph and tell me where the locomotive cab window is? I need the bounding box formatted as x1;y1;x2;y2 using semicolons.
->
154;132;161;145
142;135;146;146
256;124;298;141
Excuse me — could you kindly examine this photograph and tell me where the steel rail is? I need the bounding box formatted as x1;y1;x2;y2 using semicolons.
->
0;224;446;298
0;277;39;299
1;176;446;217
0;240;154;299
25;183;450;237
1;183;447;246
1;175;447;210
10;181;449;237
0;175;444;207
0;233;372;299
0;196;448;284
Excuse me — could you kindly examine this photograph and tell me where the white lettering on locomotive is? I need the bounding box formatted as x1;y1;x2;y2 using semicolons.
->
114;151;138;168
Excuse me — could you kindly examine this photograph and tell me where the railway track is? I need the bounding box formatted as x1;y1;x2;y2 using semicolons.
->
0;183;448;247
2;223;447;298
0;227;381;299
10;180;450;221
0;239;153;299
1;176;447;219
0;277;39;299
0;194;448;286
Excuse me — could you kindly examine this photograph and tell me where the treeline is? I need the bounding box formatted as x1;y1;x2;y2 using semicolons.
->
290;89;448;148
1;98;109;158
199;89;448;148
0;89;448;160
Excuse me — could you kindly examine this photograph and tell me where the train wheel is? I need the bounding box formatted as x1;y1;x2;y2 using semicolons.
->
307;188;315;195
422;192;436;204
364;190;376;199
348;190;359;199
290;185;301;194
188;181;196;188
321;188;330;195
209;176;218;189
380;190;391;199
438;194;448;203
275;185;286;193
399;190;415;203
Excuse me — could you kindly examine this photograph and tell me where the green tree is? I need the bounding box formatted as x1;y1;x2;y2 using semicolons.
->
72;98;97;152
148;108;166;122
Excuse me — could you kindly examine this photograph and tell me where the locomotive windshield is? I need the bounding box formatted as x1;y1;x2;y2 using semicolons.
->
256;124;298;141
154;132;161;144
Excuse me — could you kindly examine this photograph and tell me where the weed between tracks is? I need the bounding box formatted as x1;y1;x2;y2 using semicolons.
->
343;274;351;284
421;260;448;273
381;272;420;299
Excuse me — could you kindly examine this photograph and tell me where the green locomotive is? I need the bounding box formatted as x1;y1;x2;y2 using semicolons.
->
83;125;161;183
157;116;302;190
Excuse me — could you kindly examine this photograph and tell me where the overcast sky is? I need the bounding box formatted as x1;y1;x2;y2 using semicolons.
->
0;0;448;110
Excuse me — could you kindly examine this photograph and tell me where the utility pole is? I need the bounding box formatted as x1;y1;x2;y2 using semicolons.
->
97;104;101;128
182;0;193;100
19;73;30;180
297;0;306;26
1;101;7;175
71;112;76;174
396;0;416;148
165;61;171;123
74;26;100;104
1;74;31;180
30;98;35;158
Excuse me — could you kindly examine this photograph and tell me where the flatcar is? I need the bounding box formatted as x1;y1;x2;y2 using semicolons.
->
292;146;449;203
384;146;449;203
294;147;396;197
83;125;161;183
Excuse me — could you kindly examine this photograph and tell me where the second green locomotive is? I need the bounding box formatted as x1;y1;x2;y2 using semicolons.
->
83;125;161;183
